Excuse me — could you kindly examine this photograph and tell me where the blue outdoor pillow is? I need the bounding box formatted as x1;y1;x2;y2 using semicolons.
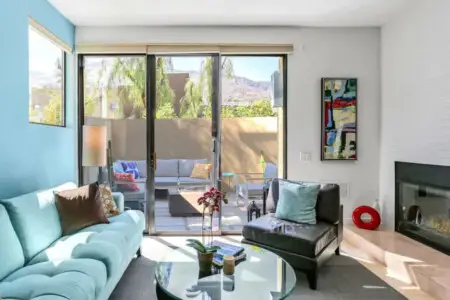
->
120;161;140;179
275;181;320;224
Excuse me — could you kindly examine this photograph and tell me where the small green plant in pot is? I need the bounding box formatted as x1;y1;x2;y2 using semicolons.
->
187;239;221;272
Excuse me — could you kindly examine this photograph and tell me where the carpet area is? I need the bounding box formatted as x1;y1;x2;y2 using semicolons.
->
109;252;407;300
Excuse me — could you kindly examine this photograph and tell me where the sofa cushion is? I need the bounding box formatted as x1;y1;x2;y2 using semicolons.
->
29;210;145;268
4;258;107;296
155;176;179;186
0;182;77;262
0;270;96;300
0;204;24;281
179;159;208;177
134;160;147;178
242;214;337;258
55;182;109;236
178;177;211;185
266;180;340;224
28;231;124;278
275;181;320;224
155;159;179;177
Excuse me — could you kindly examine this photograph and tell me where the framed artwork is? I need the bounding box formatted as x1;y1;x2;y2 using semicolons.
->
321;78;357;160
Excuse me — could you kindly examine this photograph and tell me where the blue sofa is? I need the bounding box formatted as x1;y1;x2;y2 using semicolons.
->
0;182;145;300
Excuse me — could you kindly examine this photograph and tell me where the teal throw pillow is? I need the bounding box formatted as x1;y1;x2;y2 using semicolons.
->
275;181;320;224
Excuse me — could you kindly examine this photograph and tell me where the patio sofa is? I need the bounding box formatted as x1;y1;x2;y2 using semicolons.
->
113;159;211;212
0;182;145;300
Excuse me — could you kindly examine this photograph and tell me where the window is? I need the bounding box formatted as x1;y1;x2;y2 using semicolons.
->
28;24;65;126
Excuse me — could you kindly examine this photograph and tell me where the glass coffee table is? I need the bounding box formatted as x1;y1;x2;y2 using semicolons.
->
155;243;296;300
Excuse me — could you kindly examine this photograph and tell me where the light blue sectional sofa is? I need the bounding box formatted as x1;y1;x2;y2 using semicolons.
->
0;182;145;300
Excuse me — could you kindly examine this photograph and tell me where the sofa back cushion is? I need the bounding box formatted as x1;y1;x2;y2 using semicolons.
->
0;204;24;281
135;160;147;178
179;159;208;177
267;179;340;224
155;159;179;177
0;182;77;261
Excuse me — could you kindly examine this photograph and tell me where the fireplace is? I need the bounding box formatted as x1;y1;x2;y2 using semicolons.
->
395;162;450;255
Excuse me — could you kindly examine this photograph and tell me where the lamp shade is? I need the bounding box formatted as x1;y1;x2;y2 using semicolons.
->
82;125;107;167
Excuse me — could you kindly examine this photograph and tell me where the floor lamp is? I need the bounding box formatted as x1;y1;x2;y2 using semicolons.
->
82;125;107;184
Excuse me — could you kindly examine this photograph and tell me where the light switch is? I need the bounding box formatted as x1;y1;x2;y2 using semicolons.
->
300;152;311;161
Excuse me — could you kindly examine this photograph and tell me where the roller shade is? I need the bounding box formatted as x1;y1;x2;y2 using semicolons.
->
29;17;73;53
76;43;293;54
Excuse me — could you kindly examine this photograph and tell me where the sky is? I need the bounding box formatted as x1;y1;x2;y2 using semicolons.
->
29;26;62;88
171;56;279;82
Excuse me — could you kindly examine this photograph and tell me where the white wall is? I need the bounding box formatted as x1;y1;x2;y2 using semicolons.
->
380;0;450;229
77;26;381;222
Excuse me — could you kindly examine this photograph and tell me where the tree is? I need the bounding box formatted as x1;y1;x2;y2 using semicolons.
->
107;57;175;119
42;92;62;125
156;102;176;119
203;99;276;118
180;80;204;118
179;57;234;118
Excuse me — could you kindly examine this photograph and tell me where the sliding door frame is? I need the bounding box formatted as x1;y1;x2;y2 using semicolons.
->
77;53;288;236
219;54;288;235
147;53;222;236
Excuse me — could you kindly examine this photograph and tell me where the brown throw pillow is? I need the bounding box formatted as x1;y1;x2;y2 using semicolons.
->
55;182;109;235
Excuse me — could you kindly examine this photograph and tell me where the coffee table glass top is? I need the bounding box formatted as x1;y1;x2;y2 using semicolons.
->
155;243;296;300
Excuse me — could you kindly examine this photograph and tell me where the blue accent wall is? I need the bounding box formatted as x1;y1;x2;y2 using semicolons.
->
0;0;76;198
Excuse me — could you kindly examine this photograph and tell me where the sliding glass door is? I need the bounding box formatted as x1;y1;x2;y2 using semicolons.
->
79;55;148;227
78;53;286;235
147;54;222;234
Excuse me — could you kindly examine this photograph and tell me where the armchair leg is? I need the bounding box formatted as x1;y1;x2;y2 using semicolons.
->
136;247;142;257
307;269;318;290
335;247;340;256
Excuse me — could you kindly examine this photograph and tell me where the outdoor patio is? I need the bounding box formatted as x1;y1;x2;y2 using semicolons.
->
154;192;263;232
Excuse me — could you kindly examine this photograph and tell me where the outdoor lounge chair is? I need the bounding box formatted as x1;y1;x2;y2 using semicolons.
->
235;162;278;206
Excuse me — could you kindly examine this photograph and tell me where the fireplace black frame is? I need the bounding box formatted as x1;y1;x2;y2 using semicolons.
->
395;161;450;255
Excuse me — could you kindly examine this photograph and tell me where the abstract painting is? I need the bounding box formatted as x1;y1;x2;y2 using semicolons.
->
321;78;357;160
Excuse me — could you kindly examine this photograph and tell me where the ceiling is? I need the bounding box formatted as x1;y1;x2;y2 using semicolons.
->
48;0;411;27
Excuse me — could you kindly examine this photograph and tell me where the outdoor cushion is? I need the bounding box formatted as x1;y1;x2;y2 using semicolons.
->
155;159;179;177
121;161;140;179
178;177;211;185
179;159;208;177
0;204;24;281
0;270;96;300
4;259;107;296
155;176;179;186
135;160;147;178
242;214;337;258
0;182;77;261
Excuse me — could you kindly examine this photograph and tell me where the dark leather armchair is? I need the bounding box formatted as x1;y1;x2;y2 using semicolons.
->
242;179;343;290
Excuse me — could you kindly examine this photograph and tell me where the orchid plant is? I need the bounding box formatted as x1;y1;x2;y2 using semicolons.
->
197;187;228;245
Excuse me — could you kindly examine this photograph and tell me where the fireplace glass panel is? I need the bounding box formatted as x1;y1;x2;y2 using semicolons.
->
398;182;450;252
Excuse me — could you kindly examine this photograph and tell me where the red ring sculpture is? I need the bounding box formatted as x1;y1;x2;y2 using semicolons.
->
352;206;381;230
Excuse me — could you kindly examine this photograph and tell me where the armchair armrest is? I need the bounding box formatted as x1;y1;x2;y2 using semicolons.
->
112;192;125;213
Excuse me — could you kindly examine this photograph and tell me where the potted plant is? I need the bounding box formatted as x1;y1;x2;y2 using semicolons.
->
186;187;227;272
197;187;228;243
186;239;221;272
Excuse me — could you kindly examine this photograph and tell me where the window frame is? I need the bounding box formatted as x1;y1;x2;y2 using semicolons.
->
28;25;67;128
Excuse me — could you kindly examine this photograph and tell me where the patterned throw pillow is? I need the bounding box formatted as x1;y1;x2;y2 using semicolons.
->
190;163;212;179
120;161;140;179
99;184;120;217
113;172;140;192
